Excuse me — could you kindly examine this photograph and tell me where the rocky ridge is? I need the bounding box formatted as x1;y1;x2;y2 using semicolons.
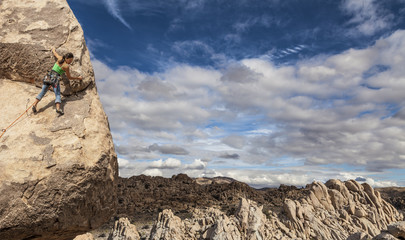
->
116;174;308;223
376;187;405;215
79;176;403;240
0;1;118;239
146;179;403;240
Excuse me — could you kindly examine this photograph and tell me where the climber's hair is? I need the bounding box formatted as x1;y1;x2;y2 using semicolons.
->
58;52;74;65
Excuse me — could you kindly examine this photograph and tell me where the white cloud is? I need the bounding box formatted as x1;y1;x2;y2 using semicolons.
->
117;157;402;188
221;135;246;149
185;159;207;170
172;40;214;58
94;30;405;187
149;158;182;169
149;143;189;155
354;176;398;188
93;61;215;134
142;168;163;176
118;158;130;168
341;0;393;36
102;0;132;30
210;167;400;189
104;1;129;26
118;157;210;178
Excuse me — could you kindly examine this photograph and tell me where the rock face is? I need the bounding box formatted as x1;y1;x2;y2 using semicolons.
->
108;218;140;240
367;222;405;240
387;221;405;238
147;179;403;240
0;1;118;239
376;187;405;214
0;0;93;94
73;233;96;240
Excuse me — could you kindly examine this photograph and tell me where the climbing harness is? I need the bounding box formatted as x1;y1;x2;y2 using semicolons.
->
0;100;36;139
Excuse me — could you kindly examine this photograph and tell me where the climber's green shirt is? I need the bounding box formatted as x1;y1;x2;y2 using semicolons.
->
52;62;65;75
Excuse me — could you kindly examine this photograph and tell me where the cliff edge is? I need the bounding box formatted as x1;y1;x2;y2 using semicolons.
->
0;1;118;239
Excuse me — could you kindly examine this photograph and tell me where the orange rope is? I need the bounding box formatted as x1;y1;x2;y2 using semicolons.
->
0;101;36;139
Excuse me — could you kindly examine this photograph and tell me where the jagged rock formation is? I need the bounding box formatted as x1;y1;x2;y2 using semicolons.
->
117;174;405;227
74;218;141;240
115;175;404;239
108;218;140;240
116;174;308;223
348;221;405;239
75;178;403;240
0;0;118;239
147;179;403;240
376;188;405;214
387;221;405;238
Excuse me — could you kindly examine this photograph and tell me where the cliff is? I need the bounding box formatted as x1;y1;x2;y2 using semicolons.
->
0;0;118;239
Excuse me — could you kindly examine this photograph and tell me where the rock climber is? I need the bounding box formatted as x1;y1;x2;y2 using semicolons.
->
32;48;83;115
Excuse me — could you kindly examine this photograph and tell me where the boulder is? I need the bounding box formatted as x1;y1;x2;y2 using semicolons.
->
0;0;118;239
371;232;399;240
347;232;371;240
283;199;297;222
73;233;95;240
326;179;351;199
235;198;272;239
387;221;405;239
149;209;186;240
0;0;93;94
310;181;334;211
108;218;140;240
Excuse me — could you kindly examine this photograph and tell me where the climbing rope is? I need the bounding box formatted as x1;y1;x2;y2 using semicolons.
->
0;101;36;139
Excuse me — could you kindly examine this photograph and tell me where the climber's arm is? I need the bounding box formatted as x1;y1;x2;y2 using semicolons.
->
52;48;62;62
64;67;83;80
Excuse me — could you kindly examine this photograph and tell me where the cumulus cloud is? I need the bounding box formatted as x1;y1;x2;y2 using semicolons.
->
149;143;189;155
220;63;260;83
149;158;182;169
214;31;405;172
95;30;405;187
118;158;130;167
185;159;207;170
118;157;399;188
94;59;216;134
142;168;163;176
119;157;209;178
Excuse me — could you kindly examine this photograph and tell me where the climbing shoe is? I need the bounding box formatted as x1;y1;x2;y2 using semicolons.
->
56;109;64;115
32;106;37;114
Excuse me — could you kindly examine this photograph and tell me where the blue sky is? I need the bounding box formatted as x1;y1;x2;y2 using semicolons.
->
67;0;405;188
